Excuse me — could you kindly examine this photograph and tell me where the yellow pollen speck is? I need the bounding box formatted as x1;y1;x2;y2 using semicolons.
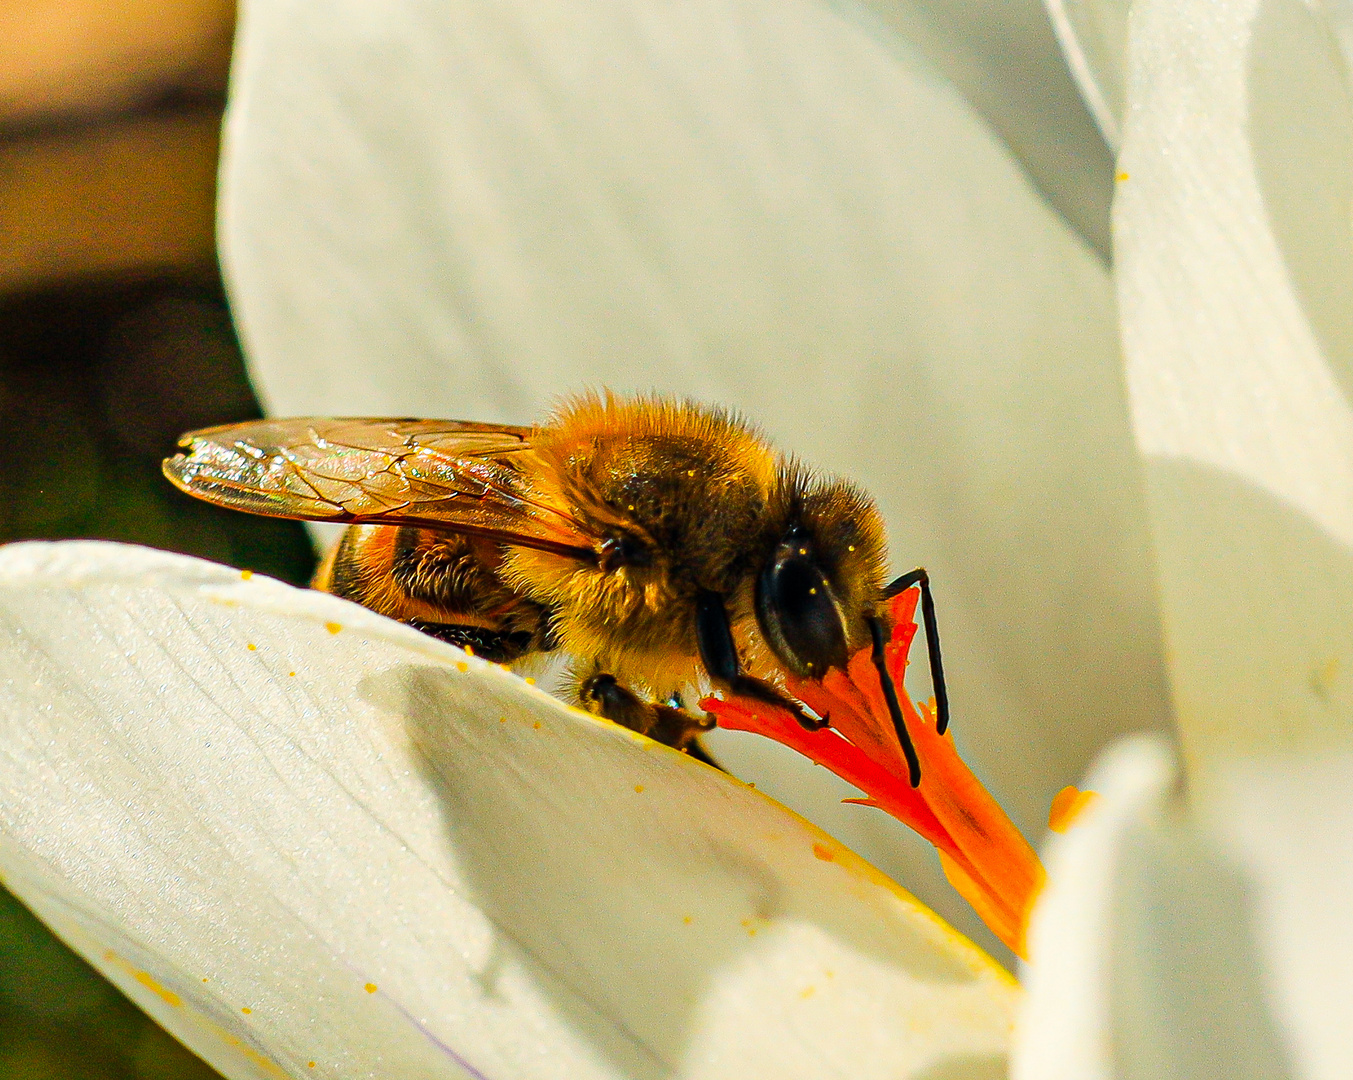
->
634;784;645;793
247;643;257;651
240;569;253;580
1049;785;1101;833
627;504;635;511
812;843;836;862
499;716;506;723
241;1007;252;1014
1116;170;1130;181
456;661;469;673
687;469;695;477
365;983;377;994
325;622;342;634
132;970;182;1008
798;548;807;556
683;915;692;925
1311;656;1340;699
533;721;542;730
308;1063;316;1069
808;587;817;595
525;677;536;685
464;645;475;657
847;545;855;552
800;986;816;999
288;672;296;677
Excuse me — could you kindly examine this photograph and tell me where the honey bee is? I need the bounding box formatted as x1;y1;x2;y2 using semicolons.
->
164;393;947;784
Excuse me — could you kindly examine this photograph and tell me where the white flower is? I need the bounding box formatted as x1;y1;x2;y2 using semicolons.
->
221;0;1162;961
1018;0;1353;1076
0;539;1017;1078
3;0;1352;1075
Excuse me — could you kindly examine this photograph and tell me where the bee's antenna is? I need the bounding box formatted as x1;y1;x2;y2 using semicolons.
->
868;615;922;788
882;567;950;736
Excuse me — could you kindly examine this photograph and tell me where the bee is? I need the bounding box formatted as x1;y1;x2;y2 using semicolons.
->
163;393;947;783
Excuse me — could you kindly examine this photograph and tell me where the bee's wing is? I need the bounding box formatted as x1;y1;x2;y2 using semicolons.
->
163;417;598;560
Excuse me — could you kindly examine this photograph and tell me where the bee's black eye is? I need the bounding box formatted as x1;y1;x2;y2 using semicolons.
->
756;530;848;678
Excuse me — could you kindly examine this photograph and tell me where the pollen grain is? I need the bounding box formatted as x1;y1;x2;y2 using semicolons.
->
1048;786;1101;833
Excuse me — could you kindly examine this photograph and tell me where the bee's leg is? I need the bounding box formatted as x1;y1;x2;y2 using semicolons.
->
579;672;715;754
882;567;949;735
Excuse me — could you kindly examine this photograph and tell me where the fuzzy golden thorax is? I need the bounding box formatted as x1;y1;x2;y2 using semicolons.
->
503;394;889;695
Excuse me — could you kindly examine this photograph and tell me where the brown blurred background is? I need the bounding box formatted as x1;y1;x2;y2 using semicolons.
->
0;3;313;1075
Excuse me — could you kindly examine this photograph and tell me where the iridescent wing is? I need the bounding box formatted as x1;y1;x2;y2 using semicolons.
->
163;417;597;560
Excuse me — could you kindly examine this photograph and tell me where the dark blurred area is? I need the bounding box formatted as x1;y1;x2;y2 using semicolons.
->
0;2;313;1075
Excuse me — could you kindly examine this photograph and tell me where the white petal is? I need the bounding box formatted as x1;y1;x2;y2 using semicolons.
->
1115;0;1353;776
1205;751;1353;1080
1017;736;1320;1080
222;0;1168;960
0;541;1016;1080
1011;736;1174;1080
1041;0;1129;148
849;0;1115;254
1015;737;1305;1080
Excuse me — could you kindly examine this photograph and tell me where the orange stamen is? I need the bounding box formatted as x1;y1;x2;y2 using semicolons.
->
702;588;1046;957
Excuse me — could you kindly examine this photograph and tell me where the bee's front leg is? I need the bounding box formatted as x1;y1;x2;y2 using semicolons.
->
579;672;715;756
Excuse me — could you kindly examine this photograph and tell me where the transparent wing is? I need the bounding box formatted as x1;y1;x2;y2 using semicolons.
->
163;418;596;560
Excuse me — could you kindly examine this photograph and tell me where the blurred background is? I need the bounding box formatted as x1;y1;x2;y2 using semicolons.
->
0;1;311;1074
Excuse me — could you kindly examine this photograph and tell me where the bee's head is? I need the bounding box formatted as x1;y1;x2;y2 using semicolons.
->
754;476;888;680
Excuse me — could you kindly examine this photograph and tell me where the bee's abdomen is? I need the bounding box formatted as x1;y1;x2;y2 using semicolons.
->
314;524;547;650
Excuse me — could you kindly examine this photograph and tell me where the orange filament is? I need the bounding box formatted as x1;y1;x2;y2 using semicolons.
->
704;588;1046;957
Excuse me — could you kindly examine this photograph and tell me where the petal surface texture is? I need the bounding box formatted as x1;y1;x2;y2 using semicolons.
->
0;541;1017;1080
221;0;1168;961
1115;0;1353;779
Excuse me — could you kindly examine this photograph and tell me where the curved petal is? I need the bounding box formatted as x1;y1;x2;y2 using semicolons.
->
0;541;1016;1079
845;0;1115;255
1205;751;1353;1079
1041;0;1128;148
1012;735;1175;1080
1115;0;1353;781
221;0;1169;960
1013;737;1306;1080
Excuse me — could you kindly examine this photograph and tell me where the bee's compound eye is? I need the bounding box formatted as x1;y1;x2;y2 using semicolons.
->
756;535;849;678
